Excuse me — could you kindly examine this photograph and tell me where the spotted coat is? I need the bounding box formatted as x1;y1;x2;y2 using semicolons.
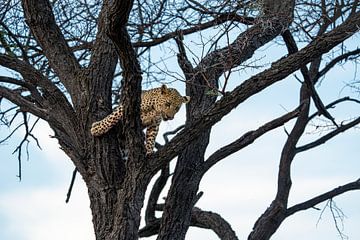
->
90;85;190;154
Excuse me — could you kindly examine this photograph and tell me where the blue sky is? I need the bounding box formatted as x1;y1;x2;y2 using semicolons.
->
0;36;359;240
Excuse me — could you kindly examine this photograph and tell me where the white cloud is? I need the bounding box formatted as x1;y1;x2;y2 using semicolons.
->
0;181;94;240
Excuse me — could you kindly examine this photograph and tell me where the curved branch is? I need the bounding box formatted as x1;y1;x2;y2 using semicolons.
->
133;13;255;48
145;165;170;224
139;206;239;240
0;55;74;116
286;179;360;216
296;116;360;153
202;106;301;173
0;86;47;119
0;55;79;148
317;48;360;80
191;207;239;240
308;96;360;122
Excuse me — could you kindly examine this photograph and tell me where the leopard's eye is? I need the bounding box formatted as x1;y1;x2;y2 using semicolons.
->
165;102;171;108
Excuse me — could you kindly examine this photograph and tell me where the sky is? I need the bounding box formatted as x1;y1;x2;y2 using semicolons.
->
0;29;359;240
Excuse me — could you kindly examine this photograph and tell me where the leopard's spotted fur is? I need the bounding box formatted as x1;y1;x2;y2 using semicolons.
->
90;85;190;154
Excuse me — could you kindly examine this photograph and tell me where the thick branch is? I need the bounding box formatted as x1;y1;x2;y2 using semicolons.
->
150;11;360;172
145;165;170;224
21;0;81;97
107;0;145;160
0;54;79;138
191;207;239;240
0;86;47;119
139;207;239;240
88;0;118;94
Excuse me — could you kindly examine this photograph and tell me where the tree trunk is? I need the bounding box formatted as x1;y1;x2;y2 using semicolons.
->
157;131;210;240
86;139;153;240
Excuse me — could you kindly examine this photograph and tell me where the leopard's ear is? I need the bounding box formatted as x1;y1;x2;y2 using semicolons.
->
183;96;190;103
160;84;168;94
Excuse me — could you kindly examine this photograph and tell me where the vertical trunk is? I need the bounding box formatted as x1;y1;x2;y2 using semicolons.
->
87;152;153;240
156;131;210;240
157;70;215;239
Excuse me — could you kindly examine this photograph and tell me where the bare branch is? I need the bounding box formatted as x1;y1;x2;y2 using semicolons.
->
10;113;41;180
133;12;255;48
22;0;81;96
282;29;337;126
145;164;170;224
296;116;360;153
0;85;47;119
202;106;301;173
139;206;239;240
150;11;360;172
65;168;78;203
317;48;360;80
286;179;360;216
191;207;239;240
308;97;360;122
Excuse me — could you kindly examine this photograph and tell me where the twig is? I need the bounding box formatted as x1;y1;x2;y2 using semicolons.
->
65;168;78;203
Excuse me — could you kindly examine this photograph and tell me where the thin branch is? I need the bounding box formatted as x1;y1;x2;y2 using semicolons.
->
65;168;78;203
202;106;301;173
175;32;194;78
317;48;360;80
308;96;360;122
282;29;337;126
296;116;360;153
11;113;41;180
286;179;360;216
329;199;349;240
133;13;255;48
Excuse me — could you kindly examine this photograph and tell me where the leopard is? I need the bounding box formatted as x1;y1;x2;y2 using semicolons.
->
90;84;190;154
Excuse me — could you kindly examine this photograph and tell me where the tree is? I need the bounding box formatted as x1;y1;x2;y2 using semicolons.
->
0;0;359;239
